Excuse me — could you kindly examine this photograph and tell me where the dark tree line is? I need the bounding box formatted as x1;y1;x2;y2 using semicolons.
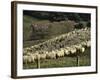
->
23;10;90;22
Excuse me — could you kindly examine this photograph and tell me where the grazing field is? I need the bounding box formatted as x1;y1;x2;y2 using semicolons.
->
23;11;91;69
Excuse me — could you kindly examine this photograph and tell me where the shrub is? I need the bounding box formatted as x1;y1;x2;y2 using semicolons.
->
87;21;91;28
74;23;84;29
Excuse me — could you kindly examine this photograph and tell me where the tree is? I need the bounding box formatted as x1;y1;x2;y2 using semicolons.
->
74;23;84;29
87;21;91;28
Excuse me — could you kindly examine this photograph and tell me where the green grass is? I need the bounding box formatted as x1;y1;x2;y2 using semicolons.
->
23;15;75;47
23;55;90;69
23;48;90;69
23;39;46;48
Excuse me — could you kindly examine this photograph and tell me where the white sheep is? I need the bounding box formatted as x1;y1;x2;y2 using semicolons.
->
25;47;31;51
60;49;65;57
75;44;85;54
30;46;35;49
30;53;37;61
81;47;85;53
40;53;47;60
81;41;87;47
33;52;40;60
23;55;35;64
86;41;91;47
56;49;64;57
70;46;77;54
74;44;82;50
46;51;56;59
23;49;28;55
23;55;29;64
64;48;70;55
26;52;32;56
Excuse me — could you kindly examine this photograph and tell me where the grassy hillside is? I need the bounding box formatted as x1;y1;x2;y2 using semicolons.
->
23;15;75;47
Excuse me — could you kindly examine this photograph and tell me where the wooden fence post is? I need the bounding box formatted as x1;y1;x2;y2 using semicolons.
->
37;54;40;68
76;55;79;66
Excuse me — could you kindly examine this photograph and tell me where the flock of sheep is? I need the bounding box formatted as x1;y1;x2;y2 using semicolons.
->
23;28;91;64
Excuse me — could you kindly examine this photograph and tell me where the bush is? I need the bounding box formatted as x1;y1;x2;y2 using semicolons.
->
87;21;91;28
74;23;84;29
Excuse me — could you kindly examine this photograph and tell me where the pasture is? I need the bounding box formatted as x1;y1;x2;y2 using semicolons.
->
23;11;91;69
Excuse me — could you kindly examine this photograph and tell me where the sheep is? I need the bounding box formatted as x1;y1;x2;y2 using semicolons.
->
86;41;91;47
70;46;77;54
46;51;56;59
55;44;60;49
56;49;64;57
23;55;35;64
74;44;85;54
72;31;76;34
26;52;32;56
81;41;91;48
78;46;85;54
64;48;70;56
25;47;32;52
30;46;35;49
40;53;47;60
60;49;65;57
35;51;40;58
84;27;88;31
30;53;37;61
30;54;36;63
81;41;87;47
81;47;85;53
23;55;29;64
23;49;28;55
74;44;82;50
